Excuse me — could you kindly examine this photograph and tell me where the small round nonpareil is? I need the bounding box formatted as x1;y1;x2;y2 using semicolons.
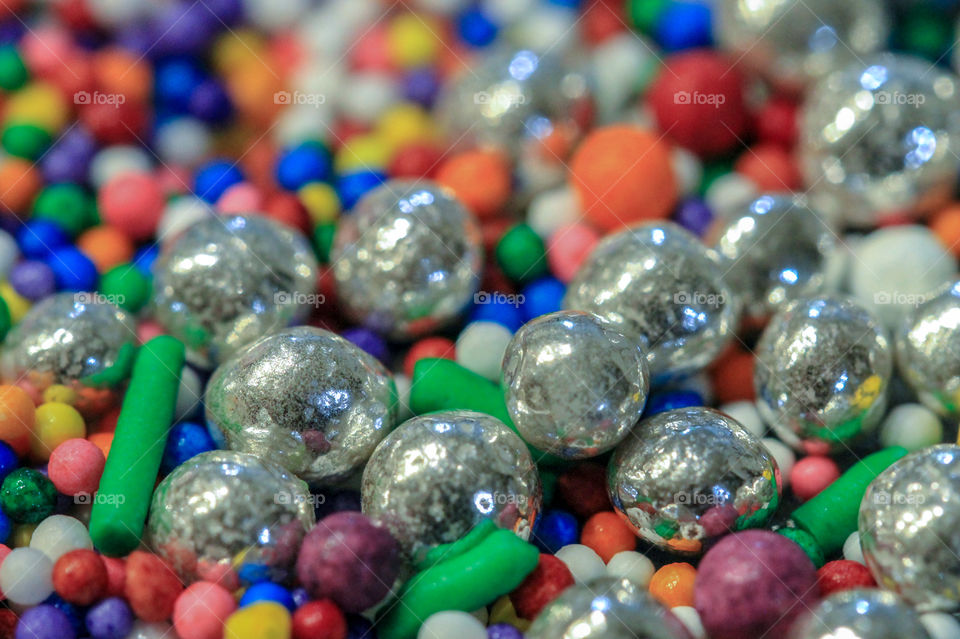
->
608;407;779;556
152;214;318;368
361;410;540;562
331;180;483;339
755;296;892;451
789;589;931;639
859;445;960;612
563;222;738;384
205;326;397;485
501;310;649;459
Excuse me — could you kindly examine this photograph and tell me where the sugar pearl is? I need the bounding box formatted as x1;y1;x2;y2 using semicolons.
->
605;550;655;588
30;515;93;562
719;401;765;439
555;544;606;584
527;186;580;239
0;547;53;605
880;403;943;451
90;146;153;189
672;606;707;639
126;621;180;639
174;365;203;422
704;173;758;217
155;118;212;169
157;197;213;243
842;532;864;564
336;73;399;125
920;612;960;639
672;147;703;197
418;610;487;639
456;321;513;381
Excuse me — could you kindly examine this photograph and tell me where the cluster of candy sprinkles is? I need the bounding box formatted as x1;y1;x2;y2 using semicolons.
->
3;0;960;638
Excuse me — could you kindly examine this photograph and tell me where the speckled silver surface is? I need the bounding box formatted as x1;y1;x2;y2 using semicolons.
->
563;222;738;384
755;296;892;451
896;281;960;416
527;577;694;639
608;407;779;555
205;326;397;485
501;310;649;459
152;214;318;369
800;54;960;226
145;450;315;584
709;194;836;320
0;292;136;414
860;445;960;612
360;410;540;562
714;0;888;90
789;589;931;639
330;180;483;340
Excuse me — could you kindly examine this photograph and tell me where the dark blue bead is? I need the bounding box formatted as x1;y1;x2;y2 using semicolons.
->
533;509;578;554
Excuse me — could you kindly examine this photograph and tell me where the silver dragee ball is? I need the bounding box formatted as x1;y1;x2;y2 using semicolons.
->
145;450;315;584
708;194;837;321
896;281;960;416
330;180;483;340
501;310;650;459
714;0;889;91
563;222;738;384
361;410;540;562
0;292;135;415
860;444;960;612
526;577;694;639
608;407;779;556
799;54;960;226
205;326;397;485
152;214;317;369
789;589;932;639
755;296;892;452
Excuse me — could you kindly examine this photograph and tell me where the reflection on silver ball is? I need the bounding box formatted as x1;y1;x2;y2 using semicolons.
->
527;577;693;639
152;215;318;369
146;450;315;584
800;54;960;226
0;292;135;415
709;194;836;320
714;0;889;90
205;326;397;485
361;410;540;562
896;281;960;416
563;222;738;384
755;296;892;451
860;445;960;612
502;310;649;459
435;47;592;160
789;589;931;639
608;407;779;555
331;180;483;340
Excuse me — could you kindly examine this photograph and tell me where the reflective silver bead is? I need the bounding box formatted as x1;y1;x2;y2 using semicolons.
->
152;214;318;369
708;194;836;320
361;410;540;562
755;296;892;451
501;310;650;459
526;576;694;639
608;407;779;555
145;450;315;583
789;589;931;639
205;326;397;485
860;444;960;612
330;180;483;340
563;222;738;384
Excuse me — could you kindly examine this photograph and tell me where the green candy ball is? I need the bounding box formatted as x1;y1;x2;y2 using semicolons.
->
2;123;51;160
495;223;548;283
32;183;97;237
100;264;151;313
0;468;58;524
0;46;28;92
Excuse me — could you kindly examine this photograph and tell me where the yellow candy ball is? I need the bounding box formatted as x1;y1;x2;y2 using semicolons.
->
0;282;31;323
10;523;37;548
387;13;441;69
4;82;69;134
334;134;393;173
42;384;77;406
213;29;268;76
224;602;291;639
376;103;436;149
298;182;341;225
31;402;86;460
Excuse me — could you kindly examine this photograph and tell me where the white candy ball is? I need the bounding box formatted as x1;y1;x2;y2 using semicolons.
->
155;118;211;168
920;612;960;639
672;147;703;197
336;73;399;125
508;7;577;54
30;515;93;562
157;196;213;243
555;544;606;584
671;606;707;639
704;172;758;216
418;611;487;639
0;548;53;605
243;0;309;32
843;531;865;564
761;437;796;487
880;403;943;451
720;401;766;439
456;321;513;381
413;0;471;14
175;365;203;421
0;230;19;280
90;146;152;189
393;373;414;422
85;0;151;27
527;186;580;239
605;550;655;588
592;34;660;124
273;103;335;149
483;0;536;25
126;621;181;639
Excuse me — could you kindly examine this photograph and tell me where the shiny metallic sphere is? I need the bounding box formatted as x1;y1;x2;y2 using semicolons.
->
361;410;540;563
331;180;483;340
608;407;779;555
789;589;931;639
205;326;397;485
502;310;650;459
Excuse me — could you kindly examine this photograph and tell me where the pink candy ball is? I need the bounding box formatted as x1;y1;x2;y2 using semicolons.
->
48;438;106;497
790;455;841;502
173;581;237;639
137;320;166;343
547;224;600;283
99;172;165;241
216;182;263;214
20;26;76;76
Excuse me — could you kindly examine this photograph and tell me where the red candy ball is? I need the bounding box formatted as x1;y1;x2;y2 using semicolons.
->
292;599;348;639
99;172;165;241
756;98;799;149
124;551;184;622
403;337;456;378
791;456;841;502
388;143;443;179
735;144;801;192
817;560;877;596
53;549;108;605
48;438;106;496
80;99;149;144
555;462;610;518
509;554;575;620
101;555;126;597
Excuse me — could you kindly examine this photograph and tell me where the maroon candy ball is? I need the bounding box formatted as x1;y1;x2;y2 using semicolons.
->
694;530;819;639
296;512;400;613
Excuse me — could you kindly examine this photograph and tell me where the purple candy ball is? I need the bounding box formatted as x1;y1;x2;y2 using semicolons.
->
341;327;388;363
403;68;441;107
85;597;134;639
694;530;819;639
9;260;56;301
487;623;524;639
16;605;75;639
673;197;713;237
152;2;218;56
296;511;400;613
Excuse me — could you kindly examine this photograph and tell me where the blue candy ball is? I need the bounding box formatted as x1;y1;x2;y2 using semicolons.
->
0;507;11;544
656;1;713;51
133;245;160;277
520;277;566;322
0;442;17;483
336;170;388;211
154;58;204;112
47;247;98;292
17;220;69;260
194;160;244;202
457;7;499;47
239;582;296;611
533;509;578;554
161;421;217;474
276;142;332;191
644;390;704;416
469;296;524;333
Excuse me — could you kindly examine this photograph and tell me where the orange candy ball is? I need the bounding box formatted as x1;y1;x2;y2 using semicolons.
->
569;125;677;233
0;385;35;456
436;149;512;220
735;145;800;192
76;225;135;272
0;159;41;216
930;204;960;258
580;511;636;563
710;346;755;404
91;48;152;104
649;562;697;608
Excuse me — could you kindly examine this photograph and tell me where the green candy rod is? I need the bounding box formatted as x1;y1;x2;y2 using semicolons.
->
90;336;185;556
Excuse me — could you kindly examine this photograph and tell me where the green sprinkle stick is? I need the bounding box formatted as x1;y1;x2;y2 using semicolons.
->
90;336;185;556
